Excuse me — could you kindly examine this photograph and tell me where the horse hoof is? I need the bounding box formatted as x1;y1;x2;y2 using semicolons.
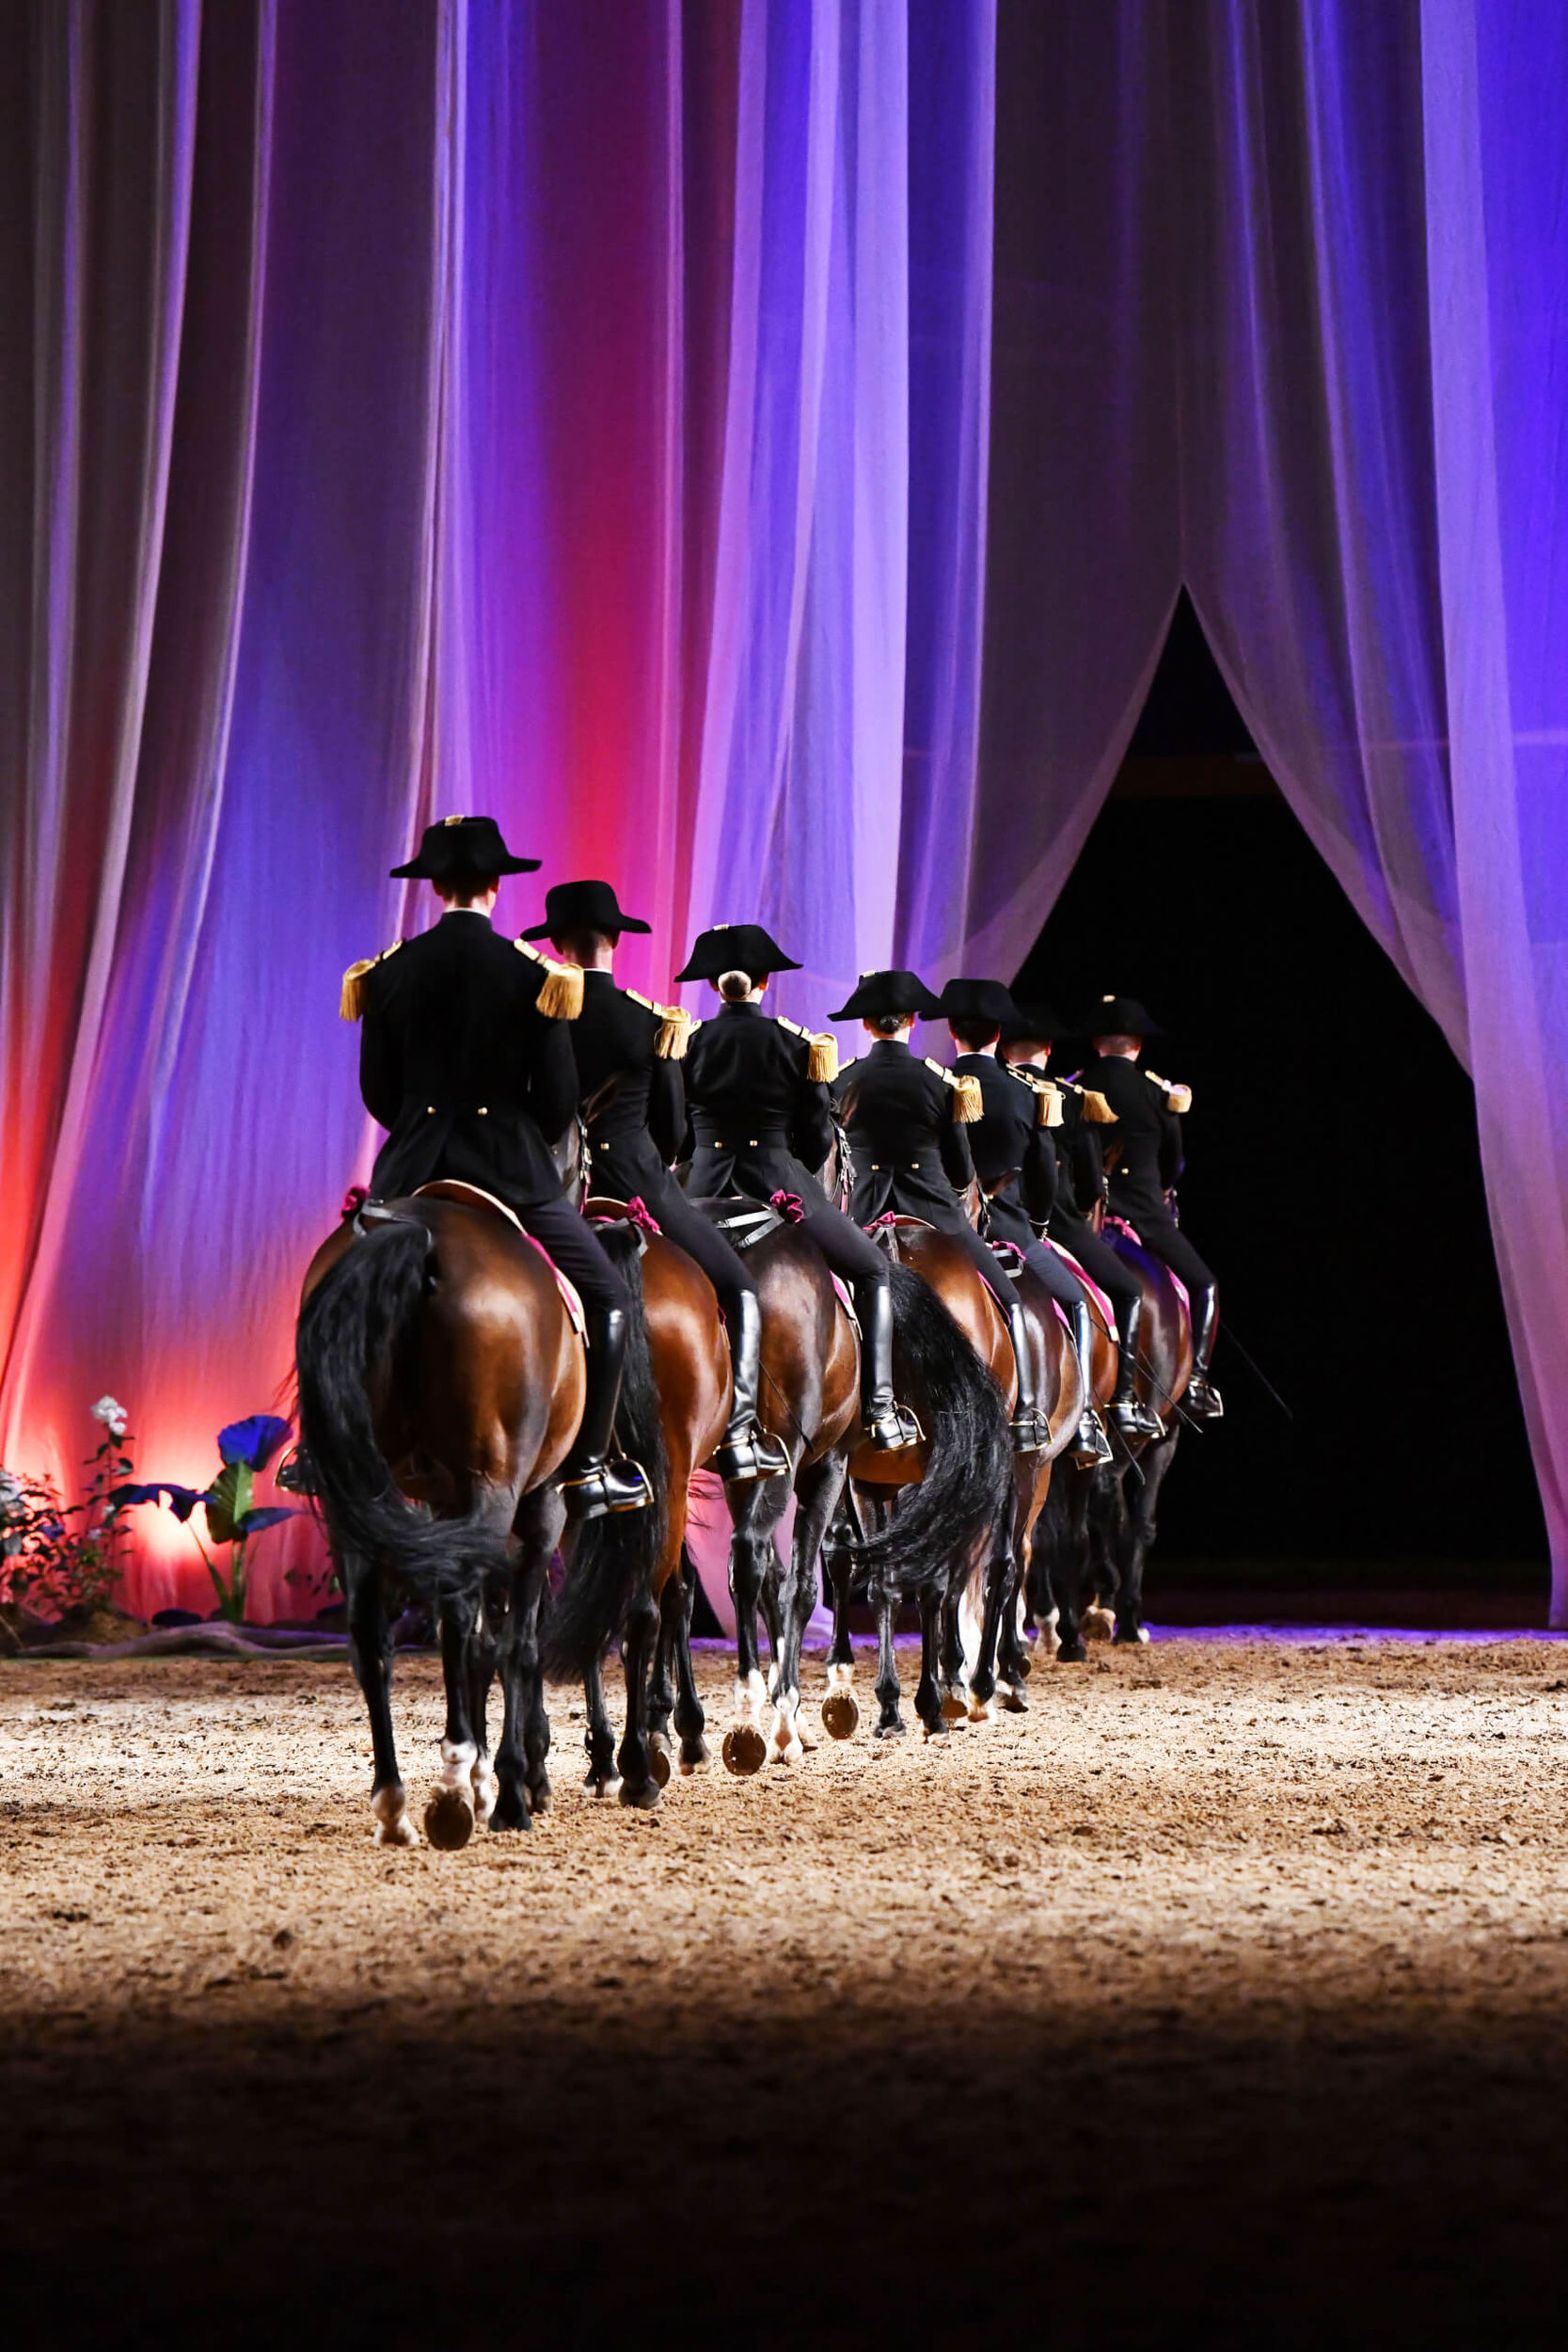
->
1113;1622;1151;1645
423;1788;476;1850
722;1724;768;1776
527;1776;553;1815
584;1772;622;1801
1057;1639;1087;1664
920;1717;949;1743
821;1689;860;1740
1082;1605;1115;1643
873;1716;906;1740
649;1743;673;1789
941;1690;969;1724
998;1682;1028;1713
678;1736;709;1774
486;1784;531;1833
649;1728;672;1757
372;1787;418;1847
966;1693;997;1724
619;1775;661;1811
470;1770;498;1823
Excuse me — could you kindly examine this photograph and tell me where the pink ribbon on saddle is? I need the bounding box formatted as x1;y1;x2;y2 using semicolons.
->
623;1196;662;1237
341;1184;369;1222
865;1211;900;1231
768;1189;806;1225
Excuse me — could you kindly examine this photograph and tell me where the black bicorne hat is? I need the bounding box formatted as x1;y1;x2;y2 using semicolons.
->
674;923;801;983
937;977;1020;1030
390;815;539;882
1089;993;1163;1039
999;1000;1069;1046
519;879;651;940
829;969;944;1022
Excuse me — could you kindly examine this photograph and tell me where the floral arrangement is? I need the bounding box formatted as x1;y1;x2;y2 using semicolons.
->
113;1414;298;1625
0;1397;138;1625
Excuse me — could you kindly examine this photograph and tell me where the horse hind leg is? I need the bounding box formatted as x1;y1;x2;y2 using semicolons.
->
819;1481;862;1739
913;1589;948;1740
871;1576;905;1738
1115;1427;1178;1645
667;1548;708;1772
582;1655;621;1799
345;1552;416;1847
616;1590;663;1809
491;1484;564;1829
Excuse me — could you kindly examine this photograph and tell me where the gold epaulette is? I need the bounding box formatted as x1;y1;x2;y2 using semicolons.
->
514;938;584;1020
626;987;693;1060
779;1015;837;1084
927;1057;982;1123
340;939;403;1022
1146;1069;1194;1115
1081;1089;1116;1124
1006;1067;1064;1127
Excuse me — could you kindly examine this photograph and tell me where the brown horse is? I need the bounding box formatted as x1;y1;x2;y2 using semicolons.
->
295;1186;583;1845
952;1249;1087;1719
811;1219;1030;1742
1034;1224;1195;1659
549;1203;731;1807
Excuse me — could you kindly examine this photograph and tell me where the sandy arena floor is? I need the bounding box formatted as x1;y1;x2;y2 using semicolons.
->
4;1629;1568;2347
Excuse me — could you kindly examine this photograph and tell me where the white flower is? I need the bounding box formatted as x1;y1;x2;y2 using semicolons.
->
90;1395;129;1439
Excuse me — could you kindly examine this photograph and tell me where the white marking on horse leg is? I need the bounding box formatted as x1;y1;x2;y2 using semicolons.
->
469;1756;499;1821
966;1690;997;1724
825;1660;855;1692
768;1697;803;1766
734;1670;768;1724
958;1584;984;1678
439;1738;478;1788
372;1785;419;1847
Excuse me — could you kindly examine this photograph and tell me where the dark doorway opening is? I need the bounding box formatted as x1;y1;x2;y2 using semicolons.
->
1012;593;1546;1614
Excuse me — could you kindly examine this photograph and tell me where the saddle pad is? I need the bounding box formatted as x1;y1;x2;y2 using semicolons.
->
1099;1219;1190;1329
831;1274;860;1343
412;1181;586;1340
1045;1238;1118;1346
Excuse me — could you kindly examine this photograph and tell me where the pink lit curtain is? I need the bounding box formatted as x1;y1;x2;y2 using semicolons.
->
0;0;998;1613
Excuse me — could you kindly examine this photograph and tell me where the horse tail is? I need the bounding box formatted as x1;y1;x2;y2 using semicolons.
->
544;1225;669;1677
851;1261;1012;1601
294;1216;515;1596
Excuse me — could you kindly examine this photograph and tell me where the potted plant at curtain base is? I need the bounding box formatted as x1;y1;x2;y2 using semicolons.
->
113;1415;299;1625
0;1397;149;1648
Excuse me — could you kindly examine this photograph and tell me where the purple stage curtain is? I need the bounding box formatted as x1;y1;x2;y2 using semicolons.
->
1178;1;1568;1617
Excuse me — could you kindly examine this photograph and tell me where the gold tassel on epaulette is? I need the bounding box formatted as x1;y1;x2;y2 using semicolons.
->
340;960;374;1023
515;938;584;1019
1166;1082;1193;1115
1083;1089;1116;1123
1037;1081;1064;1128
953;1073;983;1122
656;1004;692;1060
807;1033;838;1085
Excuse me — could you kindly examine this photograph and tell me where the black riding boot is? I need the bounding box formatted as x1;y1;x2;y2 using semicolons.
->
558;1306;652;1522
1068;1298;1115;1467
857;1276;921;1450
1183;1284;1225;1421
1106;1293;1164;1441
711;1290;791;1483
1005;1302;1051;1453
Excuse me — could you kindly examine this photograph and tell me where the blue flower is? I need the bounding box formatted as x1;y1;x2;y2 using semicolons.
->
110;1481;206;1523
216;1415;293;1471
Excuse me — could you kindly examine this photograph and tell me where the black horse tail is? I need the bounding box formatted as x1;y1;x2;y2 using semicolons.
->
851;1261;1012;1601
543;1224;669;1677
294;1216;515;1597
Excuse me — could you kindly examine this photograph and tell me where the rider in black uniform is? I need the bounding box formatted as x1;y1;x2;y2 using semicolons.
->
935;979;1114;1467
525;878;789;1485
1077;993;1223;1422
675;925;921;1453
999;1002;1164;1441
830;970;1052;1453
347;817;650;1522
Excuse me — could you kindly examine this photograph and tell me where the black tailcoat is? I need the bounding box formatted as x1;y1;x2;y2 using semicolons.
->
359;913;578;1212
683;1000;836;1207
1074;1051;1184;1225
952;1052;1057;1252
570;970;686;1200
832;1040;974;1230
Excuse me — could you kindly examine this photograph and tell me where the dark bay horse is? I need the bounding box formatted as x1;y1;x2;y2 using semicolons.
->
1034;1224;1194;1659
295;1185;583;1845
814;1218;1022;1742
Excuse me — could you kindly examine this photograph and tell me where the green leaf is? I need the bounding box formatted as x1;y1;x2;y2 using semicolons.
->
203;1461;253;1546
